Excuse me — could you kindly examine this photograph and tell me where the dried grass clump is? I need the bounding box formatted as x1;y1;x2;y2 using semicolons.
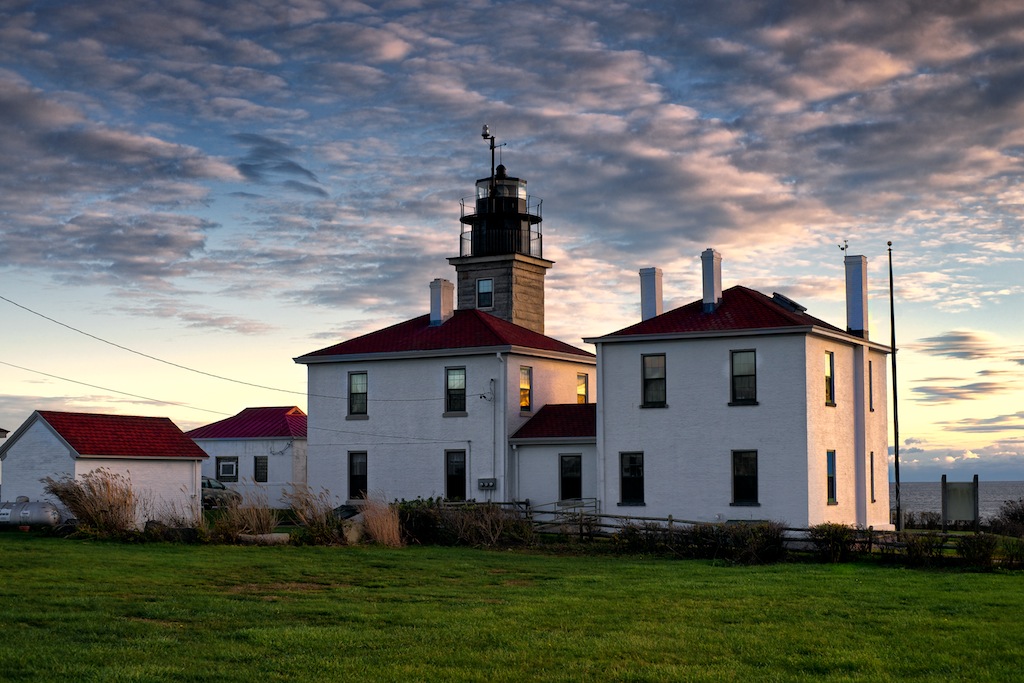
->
43;468;139;536
283;485;345;545
211;487;280;542
361;493;403;548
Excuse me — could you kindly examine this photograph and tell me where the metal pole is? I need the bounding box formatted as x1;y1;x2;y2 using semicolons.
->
888;242;902;531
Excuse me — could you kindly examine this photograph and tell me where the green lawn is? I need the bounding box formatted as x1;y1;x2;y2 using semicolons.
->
1;533;1021;682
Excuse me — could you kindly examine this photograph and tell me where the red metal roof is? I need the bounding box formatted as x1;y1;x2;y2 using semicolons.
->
37;411;208;459
598;285;846;338
297;309;593;360
511;403;596;440
186;406;307;439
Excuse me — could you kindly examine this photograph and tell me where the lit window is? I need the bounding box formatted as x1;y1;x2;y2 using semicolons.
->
349;372;367;416
868;360;874;412
254;455;268;483
577;373;588;404
446;367;466;413
870;451;876;503
446;450;466;501
730;350;757;405
620;452;644;505
560;455;582;500
476;279;493;308
520;366;533;412
827;450;837;504
349;452;367;500
732;450;758;505
642;355;666;408
825;352;836;406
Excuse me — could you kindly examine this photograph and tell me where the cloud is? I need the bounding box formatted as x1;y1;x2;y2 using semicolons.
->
910;330;1024;364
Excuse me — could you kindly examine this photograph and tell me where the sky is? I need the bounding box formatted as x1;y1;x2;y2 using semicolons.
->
1;0;1023;482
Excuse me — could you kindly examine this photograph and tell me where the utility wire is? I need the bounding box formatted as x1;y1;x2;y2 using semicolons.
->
0;360;231;416
0;293;492;406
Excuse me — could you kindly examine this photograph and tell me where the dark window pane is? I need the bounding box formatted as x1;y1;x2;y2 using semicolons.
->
642;355;666;407
446;451;466;500
254;456;268;483
620;452;644;504
560;455;582;500
732;450;757;504
446;368;466;412
349;452;367;500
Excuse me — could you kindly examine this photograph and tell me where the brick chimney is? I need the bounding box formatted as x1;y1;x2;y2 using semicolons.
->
701;248;722;313
429;278;454;326
639;267;663;321
844;254;868;338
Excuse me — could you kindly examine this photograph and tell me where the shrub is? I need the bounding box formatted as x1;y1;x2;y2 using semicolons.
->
283;486;346;545
210;488;280;543
362;494;404;548
397;498;455;546
681;523;732;560
611;521;667;555
900;531;947;567
728;521;788;565
806;523;860;563
990;499;1024;537
1000;537;1024;569
439;502;534;548
955;533;998;569
43;469;140;538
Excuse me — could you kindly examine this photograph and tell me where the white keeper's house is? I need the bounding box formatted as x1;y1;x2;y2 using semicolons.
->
296;144;892;529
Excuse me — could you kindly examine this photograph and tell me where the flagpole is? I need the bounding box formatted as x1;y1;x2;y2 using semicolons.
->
888;241;902;531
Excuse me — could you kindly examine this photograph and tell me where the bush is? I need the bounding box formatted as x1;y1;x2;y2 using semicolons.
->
209;488;280;543
397;499;533;548
397;498;455;546
900;531;947;567
806;523;860;563
728;521;788;565
990;499;1024;537
43;469;140;538
955;533;998;569
1000;537;1024;569
283;486;346;545
611;521;666;555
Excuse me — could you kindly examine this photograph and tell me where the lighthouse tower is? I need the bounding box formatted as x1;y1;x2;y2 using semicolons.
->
448;126;553;334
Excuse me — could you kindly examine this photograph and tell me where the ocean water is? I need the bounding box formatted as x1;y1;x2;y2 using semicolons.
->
891;481;1024;522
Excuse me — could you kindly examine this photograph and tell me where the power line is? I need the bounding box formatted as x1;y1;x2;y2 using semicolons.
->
0;360;232;416
0;293;305;396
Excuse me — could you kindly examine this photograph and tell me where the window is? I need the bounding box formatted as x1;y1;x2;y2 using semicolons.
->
577;373;588;404
520;366;533;412
216;457;238;483
348;371;367;417
870;451;876;503
868;360;875;412
730;350;757;405
445;367;466;414
254;455;268;483
445;450;466;501
732;450;758;505
641;354;666;408
560;455;582;500
620;452;644;505
476;278;493;308
349;452;367;500
827;450;837;504
824;351;836;406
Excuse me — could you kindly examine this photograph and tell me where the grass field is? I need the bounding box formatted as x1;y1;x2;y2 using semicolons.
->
1;533;1022;682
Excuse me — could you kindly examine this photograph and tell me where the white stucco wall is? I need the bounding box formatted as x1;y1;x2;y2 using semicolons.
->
595;331;891;529
196;438;307;507
0;419;75;502
511;442;597;506
304;351;594;505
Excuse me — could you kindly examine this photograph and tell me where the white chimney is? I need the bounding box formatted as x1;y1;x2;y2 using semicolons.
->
429;278;454;326
844;254;868;338
701;248;722;312
639;267;663;321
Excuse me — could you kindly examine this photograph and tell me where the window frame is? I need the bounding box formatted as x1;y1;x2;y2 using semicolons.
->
520;366;533;413
348;371;368;418
729;349;758;406
619;452;645;505
445;450;467;501
253;455;268;483
476;278;494;309
825;351;836;406
216;456;238;483
826;450;838;505
445;367;467;415
559;454;583;501
349;451;367;500
731;450;759;506
641;354;666;408
577;373;589;404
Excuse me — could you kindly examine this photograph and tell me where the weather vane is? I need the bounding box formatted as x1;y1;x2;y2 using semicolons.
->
838;239;849;252
481;124;506;193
